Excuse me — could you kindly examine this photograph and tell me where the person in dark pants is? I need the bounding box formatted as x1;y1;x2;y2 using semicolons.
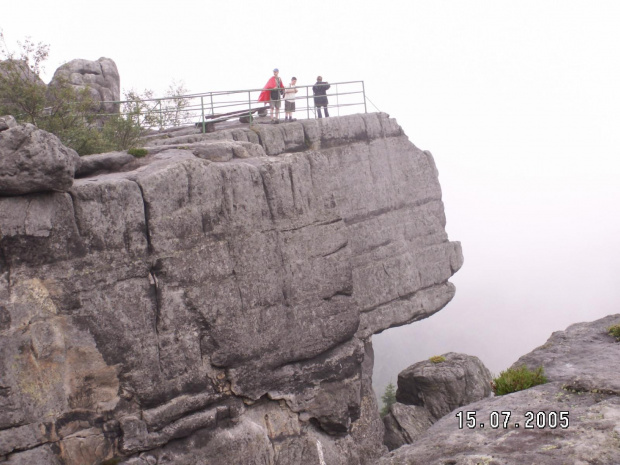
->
312;76;330;118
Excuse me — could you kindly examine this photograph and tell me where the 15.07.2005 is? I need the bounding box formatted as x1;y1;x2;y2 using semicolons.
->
455;410;569;429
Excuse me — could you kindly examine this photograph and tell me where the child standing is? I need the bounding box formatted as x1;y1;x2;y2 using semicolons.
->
284;77;298;122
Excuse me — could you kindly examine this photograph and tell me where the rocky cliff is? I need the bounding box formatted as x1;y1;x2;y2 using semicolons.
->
379;314;620;465
0;113;463;464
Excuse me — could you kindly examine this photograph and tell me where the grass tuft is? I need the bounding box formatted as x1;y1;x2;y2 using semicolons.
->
492;365;547;396
128;147;148;158
429;355;446;363
608;324;620;341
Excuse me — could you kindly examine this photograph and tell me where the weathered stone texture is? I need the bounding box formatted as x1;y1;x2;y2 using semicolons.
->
49;57;121;113
0;113;461;463
396;352;493;420
381;352;492;452
0;124;79;195
382;403;434;451
378;314;620;465
75;151;135;177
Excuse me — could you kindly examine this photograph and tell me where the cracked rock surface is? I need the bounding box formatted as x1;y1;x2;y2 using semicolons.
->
0;113;462;464
378;314;620;465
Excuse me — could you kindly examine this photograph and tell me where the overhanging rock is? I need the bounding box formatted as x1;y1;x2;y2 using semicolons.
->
0;113;462;464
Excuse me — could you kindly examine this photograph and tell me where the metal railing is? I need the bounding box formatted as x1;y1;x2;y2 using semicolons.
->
102;80;367;133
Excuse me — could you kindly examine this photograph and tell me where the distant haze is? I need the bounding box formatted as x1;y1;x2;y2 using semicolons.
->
3;0;619;399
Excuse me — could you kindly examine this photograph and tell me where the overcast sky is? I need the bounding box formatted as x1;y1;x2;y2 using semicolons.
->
3;1;619;394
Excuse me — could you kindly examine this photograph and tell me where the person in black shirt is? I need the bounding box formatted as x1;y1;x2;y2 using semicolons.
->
312;76;330;118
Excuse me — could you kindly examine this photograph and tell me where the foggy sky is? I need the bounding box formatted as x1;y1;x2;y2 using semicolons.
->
3;0;619;398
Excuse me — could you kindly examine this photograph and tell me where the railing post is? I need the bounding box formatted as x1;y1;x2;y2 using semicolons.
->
362;81;367;114
210;93;214;117
159;100;163;129
306;86;310;120
336;84;340;116
201;96;206;134
248;91;253;125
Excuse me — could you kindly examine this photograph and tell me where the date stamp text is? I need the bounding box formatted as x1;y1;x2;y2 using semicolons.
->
455;410;569;429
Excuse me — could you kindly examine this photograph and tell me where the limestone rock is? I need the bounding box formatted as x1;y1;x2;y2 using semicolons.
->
75;151;135;177
396;352;493;420
350;341;389;461
49;57;120;113
184;140;266;161
511;313;620;394
0;123;79;195
378;314;620;465
0;113;461;464
382;403;434;451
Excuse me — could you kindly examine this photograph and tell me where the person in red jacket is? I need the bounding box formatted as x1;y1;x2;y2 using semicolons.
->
258;68;285;123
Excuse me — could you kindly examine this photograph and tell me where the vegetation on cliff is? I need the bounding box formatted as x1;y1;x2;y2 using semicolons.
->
0;33;189;155
380;382;397;416
492;365;547;396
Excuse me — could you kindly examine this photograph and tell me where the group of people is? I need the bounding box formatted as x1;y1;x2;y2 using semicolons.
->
258;69;331;123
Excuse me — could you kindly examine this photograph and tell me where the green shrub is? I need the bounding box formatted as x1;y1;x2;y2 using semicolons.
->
128;147;148;158
608;324;620;341
429;355;446;363
492;365;547;396
101;115;144;151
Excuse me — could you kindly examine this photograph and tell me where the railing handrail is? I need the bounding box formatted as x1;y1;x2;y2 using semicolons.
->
101;80;365;105
100;80;368;133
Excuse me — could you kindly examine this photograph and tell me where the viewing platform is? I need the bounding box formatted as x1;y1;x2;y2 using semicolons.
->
103;81;374;134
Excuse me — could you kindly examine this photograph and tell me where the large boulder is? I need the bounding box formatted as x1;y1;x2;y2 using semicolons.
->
378;314;620;465
49;58;120;113
396;352;493;420
0;123;79;195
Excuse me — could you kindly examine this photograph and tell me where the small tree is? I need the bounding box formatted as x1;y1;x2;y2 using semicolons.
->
162;80;193;127
0;32;49;124
123;81;193;131
380;382;397;417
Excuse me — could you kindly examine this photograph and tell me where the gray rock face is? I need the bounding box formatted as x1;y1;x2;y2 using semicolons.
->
0;123;79;195
396;352;493;420
382;403;434;451
75;150;135;177
0;113;462;464
379;314;620;465
49;57;120;113
511;314;620;394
